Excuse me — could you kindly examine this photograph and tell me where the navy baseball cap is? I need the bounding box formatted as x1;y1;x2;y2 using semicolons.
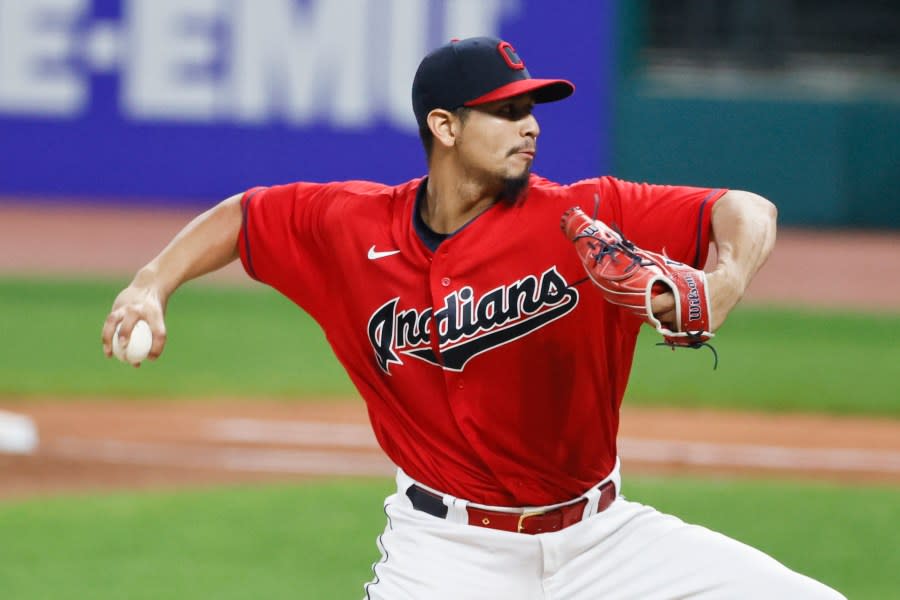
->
412;37;575;129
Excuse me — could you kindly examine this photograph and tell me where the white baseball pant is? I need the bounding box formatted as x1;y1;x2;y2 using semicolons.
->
363;465;846;599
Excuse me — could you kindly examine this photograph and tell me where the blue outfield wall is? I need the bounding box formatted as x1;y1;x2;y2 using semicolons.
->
0;0;616;207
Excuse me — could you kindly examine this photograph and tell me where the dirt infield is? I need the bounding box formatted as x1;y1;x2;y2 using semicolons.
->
1;400;898;501
1;201;898;500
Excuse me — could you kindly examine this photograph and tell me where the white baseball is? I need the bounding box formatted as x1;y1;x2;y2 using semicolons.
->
112;320;153;365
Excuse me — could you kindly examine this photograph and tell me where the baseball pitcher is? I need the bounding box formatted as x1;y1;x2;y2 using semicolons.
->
102;37;844;599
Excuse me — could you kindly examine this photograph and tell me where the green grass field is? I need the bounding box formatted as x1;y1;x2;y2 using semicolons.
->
0;478;896;599
0;278;353;398
1;277;897;599
1;278;897;414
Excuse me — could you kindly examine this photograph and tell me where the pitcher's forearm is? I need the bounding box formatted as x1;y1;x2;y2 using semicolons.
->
711;191;777;288
708;190;777;319
133;193;244;301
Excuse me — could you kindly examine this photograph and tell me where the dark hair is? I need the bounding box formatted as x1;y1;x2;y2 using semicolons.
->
418;107;472;161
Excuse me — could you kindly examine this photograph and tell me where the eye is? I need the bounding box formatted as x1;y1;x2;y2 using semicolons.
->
496;102;532;120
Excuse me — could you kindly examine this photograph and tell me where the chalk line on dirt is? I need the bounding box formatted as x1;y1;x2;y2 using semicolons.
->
38;418;900;477
50;437;395;476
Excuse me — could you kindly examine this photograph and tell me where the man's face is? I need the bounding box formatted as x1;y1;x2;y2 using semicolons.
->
454;94;539;193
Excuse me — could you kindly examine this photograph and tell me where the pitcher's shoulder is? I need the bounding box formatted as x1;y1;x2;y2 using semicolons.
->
526;173;610;202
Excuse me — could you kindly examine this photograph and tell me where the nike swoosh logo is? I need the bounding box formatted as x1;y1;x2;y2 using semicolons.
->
368;245;401;260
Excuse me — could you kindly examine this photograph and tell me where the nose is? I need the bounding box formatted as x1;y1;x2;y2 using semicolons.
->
521;113;540;139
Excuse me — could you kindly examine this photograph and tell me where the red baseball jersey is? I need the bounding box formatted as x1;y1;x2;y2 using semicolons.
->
238;175;725;506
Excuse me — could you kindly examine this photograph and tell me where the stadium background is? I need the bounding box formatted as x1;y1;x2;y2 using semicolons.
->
1;1;898;598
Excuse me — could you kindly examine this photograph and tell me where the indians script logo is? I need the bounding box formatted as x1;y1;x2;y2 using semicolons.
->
367;266;578;374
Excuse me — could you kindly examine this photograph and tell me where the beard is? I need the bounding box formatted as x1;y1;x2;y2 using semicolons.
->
499;167;531;205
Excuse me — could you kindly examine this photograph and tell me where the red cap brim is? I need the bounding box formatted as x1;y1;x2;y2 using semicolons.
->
464;78;575;107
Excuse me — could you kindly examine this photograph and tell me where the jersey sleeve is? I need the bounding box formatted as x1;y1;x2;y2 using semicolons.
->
237;182;338;316
596;177;727;269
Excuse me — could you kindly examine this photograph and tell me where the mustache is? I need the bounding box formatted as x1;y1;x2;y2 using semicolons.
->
508;143;536;156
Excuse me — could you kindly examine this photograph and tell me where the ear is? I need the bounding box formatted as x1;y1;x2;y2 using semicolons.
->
427;109;462;150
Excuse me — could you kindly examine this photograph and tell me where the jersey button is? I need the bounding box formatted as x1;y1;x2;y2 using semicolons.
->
457;380;464;389
441;277;451;287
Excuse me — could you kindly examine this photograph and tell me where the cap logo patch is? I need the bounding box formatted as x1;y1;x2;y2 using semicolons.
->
497;41;525;70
